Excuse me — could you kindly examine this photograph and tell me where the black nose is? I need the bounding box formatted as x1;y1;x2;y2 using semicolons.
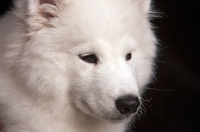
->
116;95;140;115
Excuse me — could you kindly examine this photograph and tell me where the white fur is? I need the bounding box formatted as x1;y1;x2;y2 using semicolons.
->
0;0;157;132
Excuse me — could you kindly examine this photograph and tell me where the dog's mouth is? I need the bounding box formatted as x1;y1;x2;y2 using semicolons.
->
106;116;127;123
104;114;133;123
80;99;134;123
81;100;95;114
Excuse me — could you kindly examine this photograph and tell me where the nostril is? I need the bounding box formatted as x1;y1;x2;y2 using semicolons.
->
120;107;131;114
115;95;140;115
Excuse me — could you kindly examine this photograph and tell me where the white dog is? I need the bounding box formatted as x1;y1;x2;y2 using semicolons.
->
0;0;157;132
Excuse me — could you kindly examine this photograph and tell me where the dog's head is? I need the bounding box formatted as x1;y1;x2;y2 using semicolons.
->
7;0;156;122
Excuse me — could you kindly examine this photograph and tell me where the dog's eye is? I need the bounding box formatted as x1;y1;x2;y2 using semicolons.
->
126;53;132;61
79;54;98;64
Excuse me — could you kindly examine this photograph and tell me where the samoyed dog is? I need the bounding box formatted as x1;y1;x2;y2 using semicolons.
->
0;0;157;132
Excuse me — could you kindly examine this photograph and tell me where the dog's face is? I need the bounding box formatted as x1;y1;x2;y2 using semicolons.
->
8;0;156;122
68;37;139;121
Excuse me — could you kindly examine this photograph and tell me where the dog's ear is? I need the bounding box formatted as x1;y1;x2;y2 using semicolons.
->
15;0;69;30
137;0;151;13
28;0;67;19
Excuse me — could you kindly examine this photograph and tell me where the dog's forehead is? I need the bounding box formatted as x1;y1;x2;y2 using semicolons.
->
95;37;137;50
60;0;143;39
67;36;137;56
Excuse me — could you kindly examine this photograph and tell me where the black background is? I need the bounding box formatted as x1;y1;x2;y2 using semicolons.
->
0;0;200;132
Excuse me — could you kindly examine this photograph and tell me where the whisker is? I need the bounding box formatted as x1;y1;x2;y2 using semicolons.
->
146;88;174;92
155;60;166;64
159;45;170;51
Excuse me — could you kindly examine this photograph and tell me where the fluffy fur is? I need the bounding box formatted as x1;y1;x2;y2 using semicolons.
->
0;0;157;132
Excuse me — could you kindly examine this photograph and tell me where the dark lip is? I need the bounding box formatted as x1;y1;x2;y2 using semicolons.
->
108;117;127;123
104;115;130;122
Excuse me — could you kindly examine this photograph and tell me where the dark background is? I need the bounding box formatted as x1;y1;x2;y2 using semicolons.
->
0;0;200;132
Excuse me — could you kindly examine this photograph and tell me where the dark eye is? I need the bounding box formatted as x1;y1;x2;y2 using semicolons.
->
126;53;132;61
79;54;98;64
